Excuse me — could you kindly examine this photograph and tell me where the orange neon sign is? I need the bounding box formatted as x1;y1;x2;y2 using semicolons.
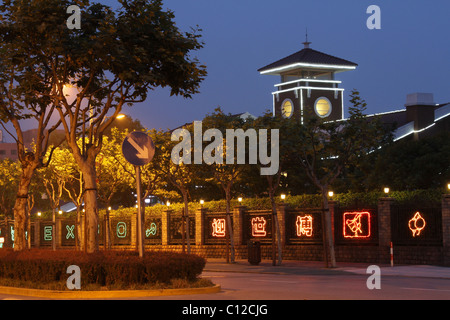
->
408;212;426;237
343;212;371;238
251;217;267;237
296;215;313;237
212;218;226;238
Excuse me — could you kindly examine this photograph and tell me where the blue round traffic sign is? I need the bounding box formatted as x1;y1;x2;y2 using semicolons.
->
121;131;155;166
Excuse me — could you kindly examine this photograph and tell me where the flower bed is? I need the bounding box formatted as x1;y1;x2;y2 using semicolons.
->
0;249;206;289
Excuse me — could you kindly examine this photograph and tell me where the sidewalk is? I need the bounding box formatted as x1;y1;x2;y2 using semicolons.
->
204;258;450;279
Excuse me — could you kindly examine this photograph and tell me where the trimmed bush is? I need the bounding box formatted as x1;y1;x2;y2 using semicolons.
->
0;249;206;288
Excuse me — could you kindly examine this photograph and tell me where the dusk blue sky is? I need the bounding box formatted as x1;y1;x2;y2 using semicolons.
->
2;0;449;141
127;0;450;131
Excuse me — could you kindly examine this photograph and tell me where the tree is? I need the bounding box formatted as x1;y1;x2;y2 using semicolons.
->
201;108;254;263
0;159;20;219
0;0;206;252
292;90;391;267
0;1;66;250
253;111;296;266
158;128;198;254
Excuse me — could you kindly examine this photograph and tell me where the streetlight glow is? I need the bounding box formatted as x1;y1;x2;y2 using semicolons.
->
281;194;286;200
116;113;126;120
328;191;334;198
384;187;390;194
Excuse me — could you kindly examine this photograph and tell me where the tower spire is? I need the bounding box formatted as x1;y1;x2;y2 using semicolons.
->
303;28;311;48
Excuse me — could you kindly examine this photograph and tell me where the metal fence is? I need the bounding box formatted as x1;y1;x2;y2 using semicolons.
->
390;205;442;246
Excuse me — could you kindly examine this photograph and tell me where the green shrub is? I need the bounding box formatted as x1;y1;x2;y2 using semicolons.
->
0;249;206;289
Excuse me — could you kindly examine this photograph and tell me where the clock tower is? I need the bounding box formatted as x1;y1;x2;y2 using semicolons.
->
258;40;357;123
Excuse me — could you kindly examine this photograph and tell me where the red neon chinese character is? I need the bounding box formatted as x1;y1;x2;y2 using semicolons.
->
251;217;267;237
296;215;313;237
212;218;226;238
343;212;371;238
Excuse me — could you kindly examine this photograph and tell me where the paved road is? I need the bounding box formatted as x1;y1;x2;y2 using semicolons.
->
1;260;449;301
149;259;450;300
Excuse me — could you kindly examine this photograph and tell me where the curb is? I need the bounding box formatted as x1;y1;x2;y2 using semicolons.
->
0;284;221;299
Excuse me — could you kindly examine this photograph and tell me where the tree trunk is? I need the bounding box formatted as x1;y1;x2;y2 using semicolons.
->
183;190;190;254
321;190;336;268
225;188;235;263
13;164;35;251
80;161;99;253
269;190;282;266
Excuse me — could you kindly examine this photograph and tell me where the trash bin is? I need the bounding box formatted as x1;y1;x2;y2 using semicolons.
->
247;240;261;265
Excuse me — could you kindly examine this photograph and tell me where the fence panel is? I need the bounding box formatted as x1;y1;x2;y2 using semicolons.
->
243;210;273;244
168;212;195;245
390;205;442;246
111;218;131;245
334;206;378;245
286;209;323;244
144;216;162;244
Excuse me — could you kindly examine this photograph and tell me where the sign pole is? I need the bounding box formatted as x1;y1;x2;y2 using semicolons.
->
122;131;155;259
136;165;144;258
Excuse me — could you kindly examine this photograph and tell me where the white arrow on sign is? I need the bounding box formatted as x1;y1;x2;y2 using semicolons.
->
127;136;149;159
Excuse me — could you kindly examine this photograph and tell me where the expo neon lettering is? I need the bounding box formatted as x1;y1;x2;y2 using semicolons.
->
116;222;127;238
66;224;75;240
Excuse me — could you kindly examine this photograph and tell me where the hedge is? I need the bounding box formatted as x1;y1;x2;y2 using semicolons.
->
30;189;443;220
0;249;206;288
99;189;443;218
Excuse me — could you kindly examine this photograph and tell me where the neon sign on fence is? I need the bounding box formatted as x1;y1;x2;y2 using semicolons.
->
251;217;267;237
296;215;313;237
211;218;226;238
408;212;426;237
343;212;371;238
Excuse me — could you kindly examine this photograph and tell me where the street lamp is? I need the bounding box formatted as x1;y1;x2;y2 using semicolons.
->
328;191;334;198
280;194;286;201
384;187;390;194
238;197;243;203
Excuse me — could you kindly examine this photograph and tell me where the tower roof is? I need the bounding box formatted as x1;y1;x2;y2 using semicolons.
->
258;47;358;76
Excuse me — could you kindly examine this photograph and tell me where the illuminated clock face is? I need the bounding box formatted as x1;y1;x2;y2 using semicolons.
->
281;99;293;118
314;97;332;118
